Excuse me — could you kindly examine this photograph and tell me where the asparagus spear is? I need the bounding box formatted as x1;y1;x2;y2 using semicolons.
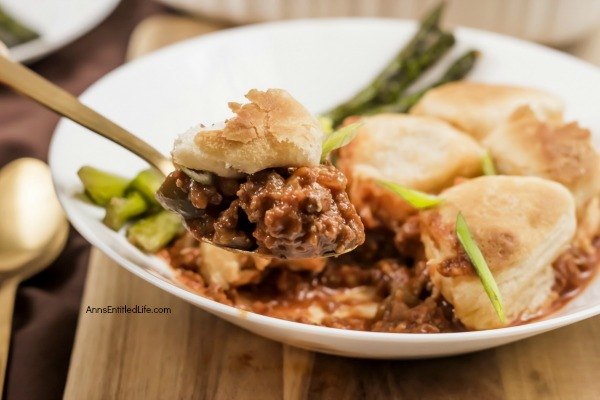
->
127;211;183;252
364;50;479;115
78;166;130;206
424;49;480;88
103;191;148;231
323;2;452;126
0;6;39;47
373;31;455;105
128;169;163;209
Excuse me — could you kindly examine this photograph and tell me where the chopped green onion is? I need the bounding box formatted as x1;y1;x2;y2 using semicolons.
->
180;166;214;185
318;116;334;135
320;122;362;162
455;212;506;323
482;149;496;176
377;180;442;209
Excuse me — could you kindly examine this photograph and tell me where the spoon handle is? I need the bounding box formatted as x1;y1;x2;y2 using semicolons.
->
0;55;173;176
0;277;18;397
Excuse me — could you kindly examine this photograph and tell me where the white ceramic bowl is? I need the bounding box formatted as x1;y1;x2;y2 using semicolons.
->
49;19;600;359
156;0;600;46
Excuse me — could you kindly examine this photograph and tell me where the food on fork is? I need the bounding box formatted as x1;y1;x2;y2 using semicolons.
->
337;114;484;229
169;89;324;178
411;82;564;140
156;89;365;259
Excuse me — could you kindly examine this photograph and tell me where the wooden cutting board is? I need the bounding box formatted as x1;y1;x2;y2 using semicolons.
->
64;15;600;400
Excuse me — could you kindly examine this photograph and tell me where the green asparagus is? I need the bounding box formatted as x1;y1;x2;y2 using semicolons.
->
322;2;453;126
373;31;455;105
128;169;163;208
0;6;39;47
103;191;148;231
127;211;183;252
78;166;130;206
363;50;479;115
421;49;480;93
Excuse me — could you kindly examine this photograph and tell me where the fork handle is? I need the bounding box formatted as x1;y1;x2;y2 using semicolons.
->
0;277;18;399
0;54;172;176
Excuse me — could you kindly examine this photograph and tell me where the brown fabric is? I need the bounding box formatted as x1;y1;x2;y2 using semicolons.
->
0;1;162;399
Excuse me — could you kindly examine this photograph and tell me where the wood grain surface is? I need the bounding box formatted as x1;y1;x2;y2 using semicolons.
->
64;15;600;400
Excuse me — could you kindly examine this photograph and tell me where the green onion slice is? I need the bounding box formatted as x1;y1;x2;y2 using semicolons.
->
377;180;442;209
482;149;497;176
318;116;334;135
180;166;214;185
320;122;362;162
455;212;506;323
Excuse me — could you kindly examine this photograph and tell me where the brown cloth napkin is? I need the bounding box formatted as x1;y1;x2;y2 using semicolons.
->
0;1;162;398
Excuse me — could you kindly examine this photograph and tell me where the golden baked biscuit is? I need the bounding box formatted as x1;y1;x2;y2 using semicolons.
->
411;82;564;140
337;114;484;228
484;106;600;211
172;89;323;177
420;176;576;330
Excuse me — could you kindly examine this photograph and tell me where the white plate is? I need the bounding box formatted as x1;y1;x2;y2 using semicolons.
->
2;0;120;63
49;19;600;359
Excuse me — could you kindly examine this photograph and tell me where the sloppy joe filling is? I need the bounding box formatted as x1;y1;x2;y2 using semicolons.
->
159;220;600;333
156;164;365;259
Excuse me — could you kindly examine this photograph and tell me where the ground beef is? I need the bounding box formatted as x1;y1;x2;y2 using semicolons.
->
552;236;600;299
157;165;365;259
237;165;364;258
161;219;465;333
158;195;600;334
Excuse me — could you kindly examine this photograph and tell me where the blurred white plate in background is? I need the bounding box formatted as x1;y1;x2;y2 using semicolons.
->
49;19;600;358
1;0;120;63
156;0;600;46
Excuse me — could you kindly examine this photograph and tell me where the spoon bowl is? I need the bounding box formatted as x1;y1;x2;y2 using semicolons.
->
0;158;68;396
0;158;68;274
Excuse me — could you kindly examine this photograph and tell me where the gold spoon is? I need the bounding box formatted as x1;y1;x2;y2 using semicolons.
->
0;52;358;259
0;158;69;397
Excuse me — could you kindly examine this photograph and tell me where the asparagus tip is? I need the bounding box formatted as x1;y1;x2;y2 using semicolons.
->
422;1;447;30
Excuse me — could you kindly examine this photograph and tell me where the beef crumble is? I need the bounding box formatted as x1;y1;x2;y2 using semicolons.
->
156;165;365;259
161;218;466;333
160;219;600;333
552;236;600;299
